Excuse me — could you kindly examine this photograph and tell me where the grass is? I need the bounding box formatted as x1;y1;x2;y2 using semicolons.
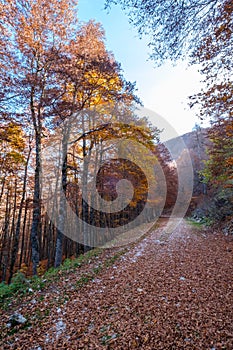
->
76;273;94;287
0;247;128;310
186;217;213;228
75;250;127;289
0;220;160;310
0;272;45;308
104;250;126;267
0;247;103;309
186;218;204;229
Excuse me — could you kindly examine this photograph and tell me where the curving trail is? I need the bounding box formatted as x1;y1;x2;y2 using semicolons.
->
1;219;233;349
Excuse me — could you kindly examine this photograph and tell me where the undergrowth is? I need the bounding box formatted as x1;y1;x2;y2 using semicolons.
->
0;247;103;309
0;222;155;309
186;217;213;228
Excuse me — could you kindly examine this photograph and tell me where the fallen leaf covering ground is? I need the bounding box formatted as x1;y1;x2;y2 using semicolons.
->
0;219;232;349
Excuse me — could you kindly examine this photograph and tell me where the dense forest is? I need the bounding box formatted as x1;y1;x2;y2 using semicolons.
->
0;0;232;286
0;1;232;349
0;0;179;282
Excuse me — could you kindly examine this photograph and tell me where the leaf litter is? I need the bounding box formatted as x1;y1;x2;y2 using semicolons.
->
0;219;232;349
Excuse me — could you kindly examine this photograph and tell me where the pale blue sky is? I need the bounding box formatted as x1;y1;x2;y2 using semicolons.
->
78;0;204;138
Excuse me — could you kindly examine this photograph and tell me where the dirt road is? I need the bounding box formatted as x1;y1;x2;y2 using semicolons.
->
1;219;233;349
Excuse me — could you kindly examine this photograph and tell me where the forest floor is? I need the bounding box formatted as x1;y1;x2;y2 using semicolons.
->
0;219;233;349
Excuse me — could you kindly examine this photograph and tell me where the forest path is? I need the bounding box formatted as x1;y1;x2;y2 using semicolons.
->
1;219;233;349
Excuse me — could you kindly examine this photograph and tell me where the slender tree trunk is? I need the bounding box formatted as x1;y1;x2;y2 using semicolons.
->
47;164;60;268
54;128;69;267
0;177;5;206
30;132;41;275
9;146;31;283
24;207;32;268
30;86;42;275
19;198;29;269
1;187;12;282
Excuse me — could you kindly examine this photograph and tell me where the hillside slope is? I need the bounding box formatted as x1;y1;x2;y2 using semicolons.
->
1;219;232;349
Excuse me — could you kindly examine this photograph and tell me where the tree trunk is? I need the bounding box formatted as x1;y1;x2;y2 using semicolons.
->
30;130;41;275
9;146;31;283
19;198;29;269
54;128;69;267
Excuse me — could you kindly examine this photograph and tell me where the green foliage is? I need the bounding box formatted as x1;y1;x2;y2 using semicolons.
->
0;272;47;308
93;265;103;274
200;122;233;191
76;274;94;287
60;258;77;270
0;282;11;305
11;272;28;289
0;272;29;306
191;1;233;193
191;187;233;228
188;0;233;229
211;188;233;221
0;247;128;309
0;248;103;308
30;275;46;291
186;218;205;229
75;251;126;288
190;215;214;227
104;252;123;267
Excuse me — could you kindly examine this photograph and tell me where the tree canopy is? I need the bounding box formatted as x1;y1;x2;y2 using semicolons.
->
0;0;171;279
105;0;233;228
105;0;222;63
190;0;233;189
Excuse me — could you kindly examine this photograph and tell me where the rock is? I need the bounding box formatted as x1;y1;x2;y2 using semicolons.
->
9;313;27;327
179;276;186;281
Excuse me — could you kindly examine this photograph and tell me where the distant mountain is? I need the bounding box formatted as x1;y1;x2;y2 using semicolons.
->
165;127;209;160
165;127;210;196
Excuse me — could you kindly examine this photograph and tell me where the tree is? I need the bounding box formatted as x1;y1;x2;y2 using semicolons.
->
186;0;233;227
106;0;232;223
0;122;26;281
190;0;233;189
0;0;142;276
105;0;221;63
0;0;78;274
62;116;161;247
8;140;32;283
51;20;139;264
154;143;178;212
